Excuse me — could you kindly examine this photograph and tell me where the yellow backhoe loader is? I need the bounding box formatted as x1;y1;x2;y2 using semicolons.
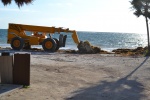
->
7;23;80;52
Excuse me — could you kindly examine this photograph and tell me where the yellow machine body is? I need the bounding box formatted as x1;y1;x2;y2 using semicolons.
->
7;23;80;51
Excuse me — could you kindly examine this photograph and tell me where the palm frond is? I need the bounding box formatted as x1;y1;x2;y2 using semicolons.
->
130;0;150;18
134;10;142;17
15;0;33;7
1;0;11;5
1;0;33;7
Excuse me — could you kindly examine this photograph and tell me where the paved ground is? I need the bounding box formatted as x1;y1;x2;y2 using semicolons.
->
0;84;22;97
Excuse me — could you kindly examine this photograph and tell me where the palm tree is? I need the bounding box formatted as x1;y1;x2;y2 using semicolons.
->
130;0;150;55
1;0;33;7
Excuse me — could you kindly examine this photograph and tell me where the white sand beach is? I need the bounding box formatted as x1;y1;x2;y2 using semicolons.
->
0;50;150;100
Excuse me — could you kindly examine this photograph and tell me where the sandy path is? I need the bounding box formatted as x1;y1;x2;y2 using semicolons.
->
0;53;150;100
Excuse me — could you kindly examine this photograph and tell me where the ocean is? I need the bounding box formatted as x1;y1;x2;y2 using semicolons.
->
0;29;147;52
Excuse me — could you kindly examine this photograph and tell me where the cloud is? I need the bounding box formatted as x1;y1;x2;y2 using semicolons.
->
0;8;39;13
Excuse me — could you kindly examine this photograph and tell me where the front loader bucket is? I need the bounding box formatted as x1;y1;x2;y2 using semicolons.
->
59;34;67;47
63;35;67;47
59;34;64;47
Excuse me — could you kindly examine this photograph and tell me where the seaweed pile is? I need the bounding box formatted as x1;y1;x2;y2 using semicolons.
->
77;41;101;54
112;47;147;56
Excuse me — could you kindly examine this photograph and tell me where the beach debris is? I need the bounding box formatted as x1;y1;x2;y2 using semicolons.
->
77;41;101;54
65;50;77;54
112;47;147;56
100;50;112;54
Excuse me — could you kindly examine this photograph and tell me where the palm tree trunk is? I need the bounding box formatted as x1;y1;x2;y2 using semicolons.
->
145;16;150;55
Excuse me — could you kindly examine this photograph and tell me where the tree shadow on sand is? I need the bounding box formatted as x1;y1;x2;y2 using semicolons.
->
66;57;149;100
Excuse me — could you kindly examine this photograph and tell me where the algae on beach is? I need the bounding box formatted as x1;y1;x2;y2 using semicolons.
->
77;41;101;54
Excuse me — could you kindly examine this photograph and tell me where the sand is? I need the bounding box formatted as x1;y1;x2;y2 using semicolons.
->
0;50;150;100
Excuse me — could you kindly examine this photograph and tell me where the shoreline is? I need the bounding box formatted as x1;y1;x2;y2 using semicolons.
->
0;43;144;52
0;45;147;57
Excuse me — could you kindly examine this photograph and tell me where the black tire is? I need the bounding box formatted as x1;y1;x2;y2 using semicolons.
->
11;37;24;50
53;38;59;51
42;38;57;52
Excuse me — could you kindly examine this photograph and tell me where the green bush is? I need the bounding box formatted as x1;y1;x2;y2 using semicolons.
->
144;49;150;56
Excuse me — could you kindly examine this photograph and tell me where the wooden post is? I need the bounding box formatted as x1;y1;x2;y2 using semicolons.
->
0;53;13;84
13;53;30;86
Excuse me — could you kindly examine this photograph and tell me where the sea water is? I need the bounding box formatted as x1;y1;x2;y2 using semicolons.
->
0;29;147;52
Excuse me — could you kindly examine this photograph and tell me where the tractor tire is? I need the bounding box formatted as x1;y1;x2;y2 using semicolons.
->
11;37;24;50
42;38;57;52
53;38;59;51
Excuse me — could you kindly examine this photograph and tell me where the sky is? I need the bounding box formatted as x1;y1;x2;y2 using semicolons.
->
0;0;148;34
